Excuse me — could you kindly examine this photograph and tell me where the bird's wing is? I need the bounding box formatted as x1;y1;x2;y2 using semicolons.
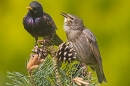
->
83;28;102;67
43;12;57;30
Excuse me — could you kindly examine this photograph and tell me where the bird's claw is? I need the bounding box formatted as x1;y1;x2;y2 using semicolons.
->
37;39;51;45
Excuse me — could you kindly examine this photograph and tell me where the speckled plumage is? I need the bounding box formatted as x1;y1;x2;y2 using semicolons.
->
23;1;62;45
61;12;107;83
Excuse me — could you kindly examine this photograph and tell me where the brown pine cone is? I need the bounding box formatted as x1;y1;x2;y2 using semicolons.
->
56;42;76;62
27;43;48;72
31;43;48;59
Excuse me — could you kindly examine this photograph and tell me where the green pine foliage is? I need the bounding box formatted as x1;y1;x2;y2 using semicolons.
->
7;71;31;86
7;56;98;86
6;44;98;86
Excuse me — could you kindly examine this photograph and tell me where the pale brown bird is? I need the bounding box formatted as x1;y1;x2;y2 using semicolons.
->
61;12;107;83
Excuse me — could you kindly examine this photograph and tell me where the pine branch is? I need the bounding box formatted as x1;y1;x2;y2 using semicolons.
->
6;71;31;86
7;43;99;86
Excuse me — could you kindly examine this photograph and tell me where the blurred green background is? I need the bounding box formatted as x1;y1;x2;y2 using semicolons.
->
0;0;130;86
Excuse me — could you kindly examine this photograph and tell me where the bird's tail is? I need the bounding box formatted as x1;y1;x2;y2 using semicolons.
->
53;34;63;46
91;65;107;84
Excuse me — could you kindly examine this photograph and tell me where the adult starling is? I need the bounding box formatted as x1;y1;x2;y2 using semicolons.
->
23;1;62;45
61;12;107;83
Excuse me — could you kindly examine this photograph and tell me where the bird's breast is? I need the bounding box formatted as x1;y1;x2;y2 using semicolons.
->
64;26;82;42
25;16;39;24
70;33;97;65
26;18;34;26
24;17;45;36
27;17;41;26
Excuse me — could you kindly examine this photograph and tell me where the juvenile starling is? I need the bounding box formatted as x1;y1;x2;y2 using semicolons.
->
23;1;62;45
61;12;107;83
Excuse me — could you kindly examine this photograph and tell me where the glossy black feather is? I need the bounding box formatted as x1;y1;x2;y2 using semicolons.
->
23;1;62;45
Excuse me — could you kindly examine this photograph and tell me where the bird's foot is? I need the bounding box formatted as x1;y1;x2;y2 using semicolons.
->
37;39;52;45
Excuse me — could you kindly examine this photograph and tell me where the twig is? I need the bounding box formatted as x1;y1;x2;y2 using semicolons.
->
49;45;63;86
73;77;89;86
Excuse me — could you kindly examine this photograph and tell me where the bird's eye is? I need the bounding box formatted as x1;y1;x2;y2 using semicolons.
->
33;8;36;10
70;17;74;20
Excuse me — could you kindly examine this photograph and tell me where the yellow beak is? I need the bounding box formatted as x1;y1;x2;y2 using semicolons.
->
26;6;33;10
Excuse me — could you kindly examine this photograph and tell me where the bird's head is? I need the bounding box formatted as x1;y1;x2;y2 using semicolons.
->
26;1;43;17
61;12;84;29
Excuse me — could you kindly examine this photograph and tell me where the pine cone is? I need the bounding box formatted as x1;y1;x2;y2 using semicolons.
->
27;44;48;72
56;42;76;62
31;43;48;59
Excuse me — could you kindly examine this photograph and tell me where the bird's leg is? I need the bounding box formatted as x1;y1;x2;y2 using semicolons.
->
35;38;38;46
43;38;52;45
37;38;52;45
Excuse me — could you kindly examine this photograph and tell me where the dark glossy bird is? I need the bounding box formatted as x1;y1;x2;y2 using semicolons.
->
23;1;62;46
61;12;107;83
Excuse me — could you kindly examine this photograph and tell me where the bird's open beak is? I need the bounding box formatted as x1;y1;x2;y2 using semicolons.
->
61;12;73;20
61;12;69;18
26;6;33;10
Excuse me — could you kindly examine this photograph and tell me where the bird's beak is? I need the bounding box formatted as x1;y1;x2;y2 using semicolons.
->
61;12;69;18
61;12;73;20
26;6;33;10
61;12;71;18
